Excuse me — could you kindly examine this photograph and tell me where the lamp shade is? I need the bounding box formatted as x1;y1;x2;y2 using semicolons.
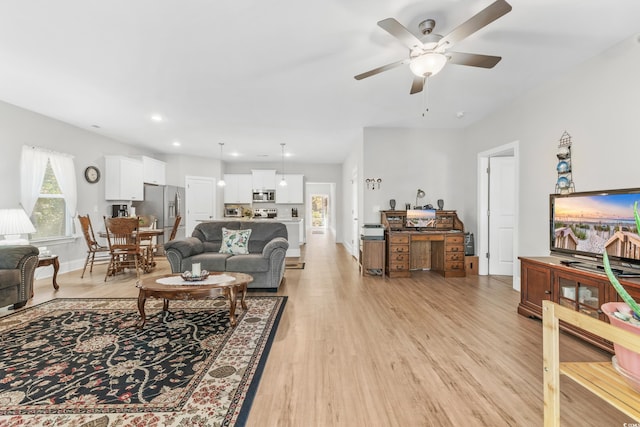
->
409;52;447;77
0;209;36;238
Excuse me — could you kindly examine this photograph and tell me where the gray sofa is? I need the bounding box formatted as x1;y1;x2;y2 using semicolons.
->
164;221;288;290
0;245;39;309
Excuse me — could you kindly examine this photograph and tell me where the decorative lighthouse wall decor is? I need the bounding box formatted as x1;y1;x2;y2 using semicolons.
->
555;131;575;194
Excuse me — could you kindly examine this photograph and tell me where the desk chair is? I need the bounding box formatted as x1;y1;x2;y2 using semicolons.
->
103;216;145;281
78;214;110;278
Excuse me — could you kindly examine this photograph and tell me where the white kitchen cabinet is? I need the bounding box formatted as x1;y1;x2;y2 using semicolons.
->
105;155;144;201
223;174;252;204
275;174;304;204
141;156;166;185
251;169;276;190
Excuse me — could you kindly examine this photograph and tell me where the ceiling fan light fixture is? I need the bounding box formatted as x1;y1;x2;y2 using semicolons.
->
409;52;447;77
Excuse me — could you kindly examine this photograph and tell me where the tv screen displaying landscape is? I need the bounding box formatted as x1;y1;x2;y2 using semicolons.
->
550;189;640;263
406;209;436;228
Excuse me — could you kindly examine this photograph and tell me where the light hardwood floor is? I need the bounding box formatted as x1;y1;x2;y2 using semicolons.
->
14;232;633;426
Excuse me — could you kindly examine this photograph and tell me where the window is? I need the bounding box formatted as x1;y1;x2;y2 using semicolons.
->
31;160;68;239
21;146;77;241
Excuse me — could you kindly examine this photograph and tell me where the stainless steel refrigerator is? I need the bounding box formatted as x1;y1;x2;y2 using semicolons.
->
132;184;186;254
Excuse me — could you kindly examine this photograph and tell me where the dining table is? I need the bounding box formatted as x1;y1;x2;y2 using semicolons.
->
98;227;164;273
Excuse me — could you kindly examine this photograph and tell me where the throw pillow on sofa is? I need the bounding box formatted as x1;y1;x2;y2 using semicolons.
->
219;228;252;254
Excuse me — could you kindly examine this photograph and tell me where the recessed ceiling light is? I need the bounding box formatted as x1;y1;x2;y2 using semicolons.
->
172;141;181;147
456;111;465;119
229;152;240;157
151;114;163;122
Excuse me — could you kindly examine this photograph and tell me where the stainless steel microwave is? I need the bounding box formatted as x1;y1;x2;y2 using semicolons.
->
252;190;275;202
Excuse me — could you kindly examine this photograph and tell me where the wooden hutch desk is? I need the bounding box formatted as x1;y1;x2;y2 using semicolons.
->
380;210;466;278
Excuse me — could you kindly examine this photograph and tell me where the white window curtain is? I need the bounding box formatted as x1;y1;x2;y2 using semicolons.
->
20;146;77;219
20;146;49;216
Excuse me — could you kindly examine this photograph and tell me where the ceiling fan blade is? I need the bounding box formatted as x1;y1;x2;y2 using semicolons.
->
447;52;502;68
354;59;409;80
377;18;424;50
437;0;512;49
410;76;424;94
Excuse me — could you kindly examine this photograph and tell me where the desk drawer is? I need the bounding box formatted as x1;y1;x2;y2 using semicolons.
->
445;261;465;271
389;244;409;254
389;259;410;271
445;235;464;246
389;253;409;263
389;234;410;244
446;245;464;254
446;253;465;262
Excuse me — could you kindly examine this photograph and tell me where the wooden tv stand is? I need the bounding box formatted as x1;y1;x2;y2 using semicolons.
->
519;256;640;352
380;210;465;278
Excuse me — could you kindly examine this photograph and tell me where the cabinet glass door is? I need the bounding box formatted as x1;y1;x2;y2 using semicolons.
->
577;284;600;318
558;277;577;310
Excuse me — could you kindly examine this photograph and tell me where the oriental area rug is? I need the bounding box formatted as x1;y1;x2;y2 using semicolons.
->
0;296;286;427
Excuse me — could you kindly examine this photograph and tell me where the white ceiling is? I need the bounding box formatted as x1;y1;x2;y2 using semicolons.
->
1;1;639;164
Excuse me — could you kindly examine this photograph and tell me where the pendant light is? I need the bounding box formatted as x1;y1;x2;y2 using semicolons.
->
279;143;287;187
217;143;226;187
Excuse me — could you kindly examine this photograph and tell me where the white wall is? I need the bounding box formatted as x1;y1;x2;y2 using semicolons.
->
461;34;640;276
341;136;363;254
361;127;464;224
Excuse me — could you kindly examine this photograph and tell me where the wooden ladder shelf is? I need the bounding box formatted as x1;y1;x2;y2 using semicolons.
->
542;300;640;425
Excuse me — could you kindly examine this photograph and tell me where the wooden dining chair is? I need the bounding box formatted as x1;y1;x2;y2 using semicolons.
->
103;216;145;281
169;215;182;241
78;214;111;278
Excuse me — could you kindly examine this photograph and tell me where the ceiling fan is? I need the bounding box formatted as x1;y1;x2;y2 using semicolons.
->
354;0;512;95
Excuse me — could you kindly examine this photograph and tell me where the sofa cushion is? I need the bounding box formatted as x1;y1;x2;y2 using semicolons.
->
189;253;231;272
219;228;252;254
226;254;270;272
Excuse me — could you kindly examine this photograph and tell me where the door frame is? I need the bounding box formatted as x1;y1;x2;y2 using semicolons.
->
477;141;520;290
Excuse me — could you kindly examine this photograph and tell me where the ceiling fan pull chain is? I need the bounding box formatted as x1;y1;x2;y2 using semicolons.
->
422;77;429;116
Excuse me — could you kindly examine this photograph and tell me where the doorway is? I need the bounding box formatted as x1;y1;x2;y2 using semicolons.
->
477;141;520;289
311;194;329;232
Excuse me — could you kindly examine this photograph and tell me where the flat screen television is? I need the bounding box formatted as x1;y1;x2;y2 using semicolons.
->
406;209;436;228
549;188;640;273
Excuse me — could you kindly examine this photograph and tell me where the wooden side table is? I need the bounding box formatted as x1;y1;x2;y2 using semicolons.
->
37;255;60;290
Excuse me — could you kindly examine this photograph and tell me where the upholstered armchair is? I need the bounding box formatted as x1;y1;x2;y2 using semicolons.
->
0;245;39;309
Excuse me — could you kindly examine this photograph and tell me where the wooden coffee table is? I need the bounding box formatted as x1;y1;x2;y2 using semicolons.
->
136;272;253;328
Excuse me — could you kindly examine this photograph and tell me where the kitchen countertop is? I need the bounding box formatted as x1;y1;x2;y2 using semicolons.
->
236;217;302;223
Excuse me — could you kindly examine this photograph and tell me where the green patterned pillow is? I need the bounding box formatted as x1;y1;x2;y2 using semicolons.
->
219;227;252;254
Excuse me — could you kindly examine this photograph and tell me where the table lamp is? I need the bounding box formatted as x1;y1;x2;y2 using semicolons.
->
0;208;36;245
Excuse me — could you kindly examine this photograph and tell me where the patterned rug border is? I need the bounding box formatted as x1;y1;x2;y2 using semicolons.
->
0;296;287;426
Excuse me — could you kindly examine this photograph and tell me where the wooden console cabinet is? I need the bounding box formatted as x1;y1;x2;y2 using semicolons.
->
519;256;640;352
381;210;465;278
359;239;385;277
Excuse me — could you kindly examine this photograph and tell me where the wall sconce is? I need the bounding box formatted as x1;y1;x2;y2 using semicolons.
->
365;178;382;190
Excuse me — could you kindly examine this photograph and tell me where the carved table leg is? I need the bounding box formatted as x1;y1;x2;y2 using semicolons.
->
239;283;248;310
52;256;60;290
228;286;238;327
137;290;147;329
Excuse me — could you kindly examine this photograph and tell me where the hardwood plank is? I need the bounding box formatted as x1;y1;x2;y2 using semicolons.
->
3;233;634;426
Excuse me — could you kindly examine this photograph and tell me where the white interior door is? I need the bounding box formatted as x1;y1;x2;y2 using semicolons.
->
185;176;216;236
489;157;515;275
